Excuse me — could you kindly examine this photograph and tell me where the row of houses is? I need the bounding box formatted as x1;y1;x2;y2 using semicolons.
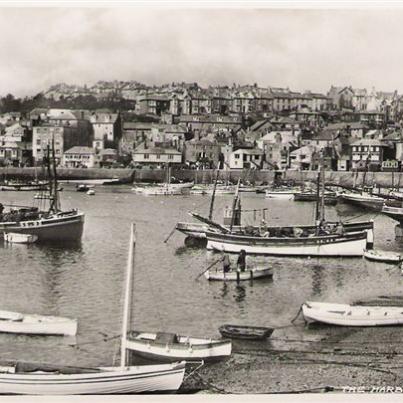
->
42;81;403;120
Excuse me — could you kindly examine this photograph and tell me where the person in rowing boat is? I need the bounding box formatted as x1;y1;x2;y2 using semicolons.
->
237;249;247;272
222;254;231;273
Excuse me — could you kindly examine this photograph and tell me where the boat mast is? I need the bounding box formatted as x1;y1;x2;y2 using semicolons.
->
208;169;219;221
48;138;60;213
320;167;325;222
315;169;320;222
120;223;136;368
229;179;241;233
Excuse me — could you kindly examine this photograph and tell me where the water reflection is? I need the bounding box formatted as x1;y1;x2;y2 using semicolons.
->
220;282;229;298
234;285;246;303
311;265;324;297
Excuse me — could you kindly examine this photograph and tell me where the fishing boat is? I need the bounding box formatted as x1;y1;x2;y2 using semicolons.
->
302;301;403;326
0;224;186;395
218;324;274;340
206;229;368;256
338;190;385;211
204;266;273;281
0;310;77;336
0;143;84;243
4;233;38;244
363;249;402;263
126;331;231;362
0;182;48;192
190;184;236;195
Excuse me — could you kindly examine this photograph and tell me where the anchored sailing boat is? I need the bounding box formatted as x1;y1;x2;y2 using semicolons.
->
205;169;371;256
0;224;186;395
0;143;84;242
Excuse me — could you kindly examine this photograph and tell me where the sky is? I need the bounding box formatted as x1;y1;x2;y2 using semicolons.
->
1;6;403;96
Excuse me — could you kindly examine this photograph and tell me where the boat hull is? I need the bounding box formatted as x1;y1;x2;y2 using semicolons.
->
0;212;85;242
206;231;368;256
126;332;231;362
218;325;274;340
0;315;77;336
303;302;403;326
339;194;384;211
205;267;273;281
363;250;401;263
0;362;186;395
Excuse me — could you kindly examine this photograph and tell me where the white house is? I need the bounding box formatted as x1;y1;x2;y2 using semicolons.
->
62;146;96;168
289;145;317;170
228;148;263;170
132;143;182;166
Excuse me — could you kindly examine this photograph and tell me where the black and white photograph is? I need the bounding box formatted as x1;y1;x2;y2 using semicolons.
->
0;0;402;398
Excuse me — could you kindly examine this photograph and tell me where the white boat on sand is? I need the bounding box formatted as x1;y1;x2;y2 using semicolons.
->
302;301;403;326
126;331;231;362
0;310;77;336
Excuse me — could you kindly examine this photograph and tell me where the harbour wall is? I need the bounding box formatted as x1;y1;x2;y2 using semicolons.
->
1;167;403;188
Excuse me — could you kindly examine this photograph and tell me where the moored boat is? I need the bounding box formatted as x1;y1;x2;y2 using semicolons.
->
338;191;385;211
86;189;95;196
265;188;299;199
302;301;403;326
363;249;401;263
0;310;77;336
204;266;273;281
218;324;274;340
293;191;338;205
126;331;231;362
382;204;403;223
4;232;38;244
206;230;368;256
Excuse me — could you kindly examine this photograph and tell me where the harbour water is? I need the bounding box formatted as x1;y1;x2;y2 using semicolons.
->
0;185;402;385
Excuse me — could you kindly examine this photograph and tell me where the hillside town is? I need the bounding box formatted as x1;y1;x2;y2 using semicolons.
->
1;81;403;172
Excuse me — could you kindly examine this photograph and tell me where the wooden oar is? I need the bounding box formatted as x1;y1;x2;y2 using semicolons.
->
194;259;222;281
163;226;177;243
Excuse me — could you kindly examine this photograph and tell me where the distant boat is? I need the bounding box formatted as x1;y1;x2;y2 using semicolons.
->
363;249;401;263
4;233;38;244
293;191;338;205
218;324;274;340
126;331;231;362
86;189;95;196
76;184;91;192
204;266;273;281
265;188;299;199
0;309;77;336
302;301;403;326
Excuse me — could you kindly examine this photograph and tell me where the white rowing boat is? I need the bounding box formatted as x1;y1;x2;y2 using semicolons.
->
4;233;38;244
204;266;273;281
126;331;231;362
363;249;402;263
0;309;77;336
302;301;403;326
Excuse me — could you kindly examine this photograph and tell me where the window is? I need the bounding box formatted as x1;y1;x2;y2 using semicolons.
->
156;154;160;159
144;154;149;159
255;155;260;160
168;155;174;160
234;154;240;159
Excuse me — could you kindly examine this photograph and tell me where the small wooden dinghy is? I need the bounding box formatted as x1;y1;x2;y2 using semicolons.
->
302;301;403;326
0;309;77;336
126;331;231;362
4;233;38;244
204;266;273;281
218;324;274;340
363;249;401;263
